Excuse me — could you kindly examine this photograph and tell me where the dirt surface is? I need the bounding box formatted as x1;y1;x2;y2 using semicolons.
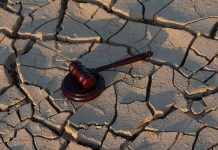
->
0;0;217;149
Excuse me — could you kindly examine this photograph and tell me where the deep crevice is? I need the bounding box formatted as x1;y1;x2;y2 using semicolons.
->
192;126;207;150
55;0;69;41
178;35;198;68
209;21;218;39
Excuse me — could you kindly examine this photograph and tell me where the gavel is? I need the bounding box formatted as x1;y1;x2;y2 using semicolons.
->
69;51;153;90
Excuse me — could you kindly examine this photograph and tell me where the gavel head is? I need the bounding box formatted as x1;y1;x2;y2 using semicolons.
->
69;61;96;90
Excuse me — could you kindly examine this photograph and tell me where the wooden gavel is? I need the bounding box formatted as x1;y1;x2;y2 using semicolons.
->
69;51;153;90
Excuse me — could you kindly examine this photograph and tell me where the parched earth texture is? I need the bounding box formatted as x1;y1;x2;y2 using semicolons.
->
0;0;218;150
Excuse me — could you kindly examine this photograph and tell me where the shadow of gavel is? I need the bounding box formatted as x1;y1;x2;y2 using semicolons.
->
62;51;153;102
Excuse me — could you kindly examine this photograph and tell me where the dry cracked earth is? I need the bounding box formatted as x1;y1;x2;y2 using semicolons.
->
0;0;218;149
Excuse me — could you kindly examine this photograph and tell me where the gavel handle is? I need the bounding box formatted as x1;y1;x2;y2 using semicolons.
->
91;51;153;73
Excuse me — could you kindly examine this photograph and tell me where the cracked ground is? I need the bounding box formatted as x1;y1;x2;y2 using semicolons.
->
0;0;217;149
